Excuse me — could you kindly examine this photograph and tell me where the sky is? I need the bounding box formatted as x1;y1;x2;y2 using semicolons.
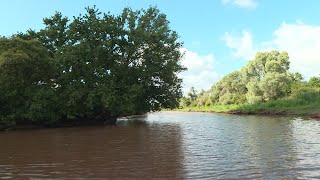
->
1;0;320;93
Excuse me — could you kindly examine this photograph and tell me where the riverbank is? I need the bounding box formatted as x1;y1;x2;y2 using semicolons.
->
174;93;320;119
172;107;320;119
0;114;150;131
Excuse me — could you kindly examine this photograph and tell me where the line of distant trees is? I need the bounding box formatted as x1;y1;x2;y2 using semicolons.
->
181;50;320;107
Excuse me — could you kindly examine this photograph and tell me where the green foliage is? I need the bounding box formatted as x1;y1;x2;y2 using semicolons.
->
0;38;56;126
242;51;291;103
1;6;185;129
290;72;304;83
307;76;320;87
259;72;290;101
194;90;211;106
179;96;191;107
179;50;317;112
238;88;320;114
179;88;320;116
179;87;197;107
177;104;240;113
0;117;16;130
245;80;263;104
213;71;247;105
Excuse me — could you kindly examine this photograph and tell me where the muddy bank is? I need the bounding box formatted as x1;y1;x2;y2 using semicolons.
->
119;114;147;119
171;109;320;120
310;113;320;119
229;109;320;119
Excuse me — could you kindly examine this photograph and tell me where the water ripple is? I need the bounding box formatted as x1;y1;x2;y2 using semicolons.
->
0;112;319;179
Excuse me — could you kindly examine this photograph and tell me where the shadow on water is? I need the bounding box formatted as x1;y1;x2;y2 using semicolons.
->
0;115;186;179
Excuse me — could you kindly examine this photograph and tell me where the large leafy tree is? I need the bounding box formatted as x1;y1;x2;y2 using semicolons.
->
242;51;291;103
11;6;185;126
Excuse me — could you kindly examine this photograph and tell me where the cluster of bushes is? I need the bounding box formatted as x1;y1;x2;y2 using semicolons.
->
181;50;320;108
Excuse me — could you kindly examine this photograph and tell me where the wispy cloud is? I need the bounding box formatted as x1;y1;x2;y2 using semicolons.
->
222;0;258;9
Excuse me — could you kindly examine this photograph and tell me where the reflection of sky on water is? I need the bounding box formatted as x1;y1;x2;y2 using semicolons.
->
0;112;319;179
146;112;320;179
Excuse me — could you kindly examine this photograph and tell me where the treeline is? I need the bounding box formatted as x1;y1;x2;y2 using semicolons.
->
181;50;320;107
0;6;185;129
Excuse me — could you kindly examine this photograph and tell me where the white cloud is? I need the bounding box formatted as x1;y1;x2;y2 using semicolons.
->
224;30;256;60
179;48;220;93
222;0;257;9
223;21;320;79
272;22;320;78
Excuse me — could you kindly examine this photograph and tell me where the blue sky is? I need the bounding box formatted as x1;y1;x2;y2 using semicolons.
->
1;0;320;93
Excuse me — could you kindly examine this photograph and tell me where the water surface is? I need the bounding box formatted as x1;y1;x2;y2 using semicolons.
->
0;112;319;179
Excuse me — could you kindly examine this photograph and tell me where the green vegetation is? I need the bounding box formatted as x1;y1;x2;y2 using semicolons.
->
177;104;239;113
179;51;320;116
238;89;320;114
1;7;319;131
0;6;185;130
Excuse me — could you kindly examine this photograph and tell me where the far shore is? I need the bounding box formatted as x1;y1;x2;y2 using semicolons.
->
167;108;320;120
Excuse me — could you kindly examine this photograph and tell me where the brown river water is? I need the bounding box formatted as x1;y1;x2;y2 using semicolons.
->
0;111;319;179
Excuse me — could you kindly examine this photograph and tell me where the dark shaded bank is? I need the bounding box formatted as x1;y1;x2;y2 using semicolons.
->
0;114;150;131
310;114;320;119
0;116;118;131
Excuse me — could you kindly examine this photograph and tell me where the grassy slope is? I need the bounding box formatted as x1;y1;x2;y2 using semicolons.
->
175;91;320;117
238;91;320;115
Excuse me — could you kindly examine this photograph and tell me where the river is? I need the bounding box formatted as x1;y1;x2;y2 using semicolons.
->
0;111;319;179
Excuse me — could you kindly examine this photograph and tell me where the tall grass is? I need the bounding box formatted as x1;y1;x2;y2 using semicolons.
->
176;104;240;112
175;88;320;115
238;90;320;114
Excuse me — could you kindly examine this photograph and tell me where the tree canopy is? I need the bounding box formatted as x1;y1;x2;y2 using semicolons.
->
0;6;185;129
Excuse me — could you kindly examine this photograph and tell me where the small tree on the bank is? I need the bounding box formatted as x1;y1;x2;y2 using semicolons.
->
242;51;291;103
308;76;320;87
210;71;247;105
